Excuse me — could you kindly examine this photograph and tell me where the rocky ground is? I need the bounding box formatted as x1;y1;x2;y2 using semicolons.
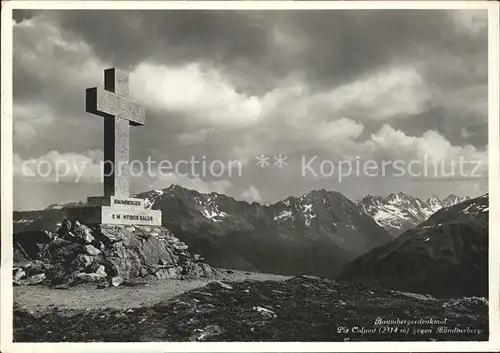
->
14;275;487;342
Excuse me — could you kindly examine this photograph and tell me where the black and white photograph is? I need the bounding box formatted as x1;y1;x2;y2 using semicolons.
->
1;1;499;350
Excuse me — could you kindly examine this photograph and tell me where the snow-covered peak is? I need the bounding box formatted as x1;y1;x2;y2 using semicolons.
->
426;195;443;213
360;195;384;204
385;192;414;204
419;193;488;230
358;192;470;235
442;194;470;208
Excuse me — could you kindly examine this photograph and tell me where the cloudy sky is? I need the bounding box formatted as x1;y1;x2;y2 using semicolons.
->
12;9;489;210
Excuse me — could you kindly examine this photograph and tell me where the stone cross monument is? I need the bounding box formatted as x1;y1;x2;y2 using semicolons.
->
68;68;161;226
86;68;144;199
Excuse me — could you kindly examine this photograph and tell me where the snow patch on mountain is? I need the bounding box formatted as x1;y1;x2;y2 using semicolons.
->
301;203;316;227
201;208;228;223
193;195;228;223
15;219;33;225
461;195;489;216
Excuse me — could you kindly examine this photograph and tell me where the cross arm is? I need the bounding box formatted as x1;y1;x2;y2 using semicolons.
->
86;87;145;126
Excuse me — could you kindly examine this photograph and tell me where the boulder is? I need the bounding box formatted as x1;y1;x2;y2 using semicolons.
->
87;261;103;273
105;256;143;280
84;244;101;256
182;262;213;278
173;242;189;251
13;247;31;265
72;222;95;244
96;226;127;244
200;263;213;276
46;263;67;285
101;227;175;280
96;265;107;277
71;219;80;230
76;273;105;283
71;254;94;270
23;260;48;277
13;268;26;281
141;237;174;265
139;266;148;277
57;219;71;237
76;265;107;283
155;266;180;279
49;239;82;263
17;273;46;286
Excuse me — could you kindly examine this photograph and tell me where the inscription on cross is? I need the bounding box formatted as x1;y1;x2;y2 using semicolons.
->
85;68;145;198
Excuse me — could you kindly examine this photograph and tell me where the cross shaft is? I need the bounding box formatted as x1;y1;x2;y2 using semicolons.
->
85;68;145;198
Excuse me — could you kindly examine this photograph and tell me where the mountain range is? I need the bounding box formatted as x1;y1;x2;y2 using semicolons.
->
13;186;482;285
135;186;392;276
14;186;393;277
356;193;469;235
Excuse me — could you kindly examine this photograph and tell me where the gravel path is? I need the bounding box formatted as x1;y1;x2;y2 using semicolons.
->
14;270;290;313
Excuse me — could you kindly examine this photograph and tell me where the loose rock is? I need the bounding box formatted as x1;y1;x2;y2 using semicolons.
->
13;268;26;281
111;276;123;287
17;273;46;286
76;265;107;283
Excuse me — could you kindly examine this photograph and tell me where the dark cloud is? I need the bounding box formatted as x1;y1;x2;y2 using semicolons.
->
45;10;487;92
46;10;276;93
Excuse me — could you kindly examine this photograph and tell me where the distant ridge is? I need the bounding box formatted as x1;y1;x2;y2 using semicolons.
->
340;194;488;298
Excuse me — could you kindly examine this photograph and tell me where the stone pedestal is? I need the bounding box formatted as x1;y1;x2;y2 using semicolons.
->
67;196;162;226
